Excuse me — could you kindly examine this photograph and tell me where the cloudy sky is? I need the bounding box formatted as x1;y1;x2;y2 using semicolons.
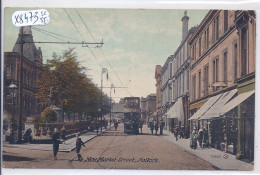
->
4;8;208;102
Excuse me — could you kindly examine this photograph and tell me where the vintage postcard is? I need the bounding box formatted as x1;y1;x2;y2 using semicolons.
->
1;5;257;173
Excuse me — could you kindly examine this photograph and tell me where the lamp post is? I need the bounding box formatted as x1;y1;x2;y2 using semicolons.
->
9;83;18;144
109;84;115;127
101;68;108;132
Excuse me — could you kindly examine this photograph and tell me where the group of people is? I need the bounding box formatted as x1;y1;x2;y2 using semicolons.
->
52;128;85;161
173;125;185;141
190;127;209;149
149;121;165;135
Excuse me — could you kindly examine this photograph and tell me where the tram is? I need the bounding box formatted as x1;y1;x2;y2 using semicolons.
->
123;97;141;134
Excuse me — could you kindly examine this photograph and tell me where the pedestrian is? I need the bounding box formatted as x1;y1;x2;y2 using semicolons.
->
76;133;86;161
52;128;60;160
174;125;179;141
198;128;204;148
179;125;184;139
150;122;154;135
96;121;99;134
155;123;159;135
160;121;165;135
114;121;118;130
61;126;66;144
139;120;143;133
190;128;198;149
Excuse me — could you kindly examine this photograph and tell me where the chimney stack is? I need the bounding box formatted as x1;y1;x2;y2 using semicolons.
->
181;10;189;41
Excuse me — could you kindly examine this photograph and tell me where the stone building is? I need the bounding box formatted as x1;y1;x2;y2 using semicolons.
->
161;11;196;135
155;65;162;125
140;94;156;124
4;27;43;122
188;10;255;162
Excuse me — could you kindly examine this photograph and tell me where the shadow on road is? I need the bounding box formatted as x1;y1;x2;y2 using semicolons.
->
3;155;35;162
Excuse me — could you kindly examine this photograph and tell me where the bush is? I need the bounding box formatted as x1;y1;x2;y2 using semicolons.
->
42;108;57;123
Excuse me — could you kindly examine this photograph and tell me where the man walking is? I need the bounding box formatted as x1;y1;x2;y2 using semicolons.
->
174;125;179;141
155;123;159;135
76;133;86;161
150;122;154;135
52;128;60;160
160;121;165;135
139;120;143;133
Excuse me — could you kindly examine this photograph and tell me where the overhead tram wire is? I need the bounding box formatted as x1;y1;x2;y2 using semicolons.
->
31;26;79;42
75;9;133;97
63;9;117;90
32;27;65;41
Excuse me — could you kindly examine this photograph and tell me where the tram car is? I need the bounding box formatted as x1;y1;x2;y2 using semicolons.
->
123;97;141;134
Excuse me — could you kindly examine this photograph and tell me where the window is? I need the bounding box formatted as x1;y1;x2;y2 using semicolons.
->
198;70;201;98
213;57;219;91
199;37;202;57
182;73;185;93
170;63;172;78
6;65;11;79
194;43;197;60
223;52;227;83
192;75;196;101
204;31;207;53
215;16;219;40
241;27;247;76
234;43;238;79
186;70;189;91
206;27;209;50
212;20;215;43
224;10;228;32
203;65;209;96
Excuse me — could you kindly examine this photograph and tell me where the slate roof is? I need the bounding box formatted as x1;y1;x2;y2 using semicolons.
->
12;26;40;62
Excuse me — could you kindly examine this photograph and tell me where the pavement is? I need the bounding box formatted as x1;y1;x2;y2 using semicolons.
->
3;127;111;152
161;128;254;171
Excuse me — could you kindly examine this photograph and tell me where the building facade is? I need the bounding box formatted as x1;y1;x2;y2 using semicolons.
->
4;27;43;125
188;10;255;162
161;11;196;136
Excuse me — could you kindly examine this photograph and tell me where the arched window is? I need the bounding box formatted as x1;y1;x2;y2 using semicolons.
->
5;65;11;79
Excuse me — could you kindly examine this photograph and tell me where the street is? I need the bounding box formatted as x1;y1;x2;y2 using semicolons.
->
3;124;217;170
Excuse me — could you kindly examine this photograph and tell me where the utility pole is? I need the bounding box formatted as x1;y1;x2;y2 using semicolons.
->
100;68;108;132
18;27;24;143
109;84;115;127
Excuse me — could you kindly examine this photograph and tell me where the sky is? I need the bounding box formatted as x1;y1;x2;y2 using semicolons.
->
4;8;208;102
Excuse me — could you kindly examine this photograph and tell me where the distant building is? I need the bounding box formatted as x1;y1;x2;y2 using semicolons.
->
4;27;43;123
111;102;124;120
140;94;156;123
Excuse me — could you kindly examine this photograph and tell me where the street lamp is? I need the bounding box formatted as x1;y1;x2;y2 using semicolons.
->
9;82;18;144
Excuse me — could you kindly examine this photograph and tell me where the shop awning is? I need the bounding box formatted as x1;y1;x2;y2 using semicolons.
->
188;93;223;120
221;90;255;115
166;98;184;121
199;89;237;120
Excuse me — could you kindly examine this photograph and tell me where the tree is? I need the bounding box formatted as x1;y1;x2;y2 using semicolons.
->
35;48;109;121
